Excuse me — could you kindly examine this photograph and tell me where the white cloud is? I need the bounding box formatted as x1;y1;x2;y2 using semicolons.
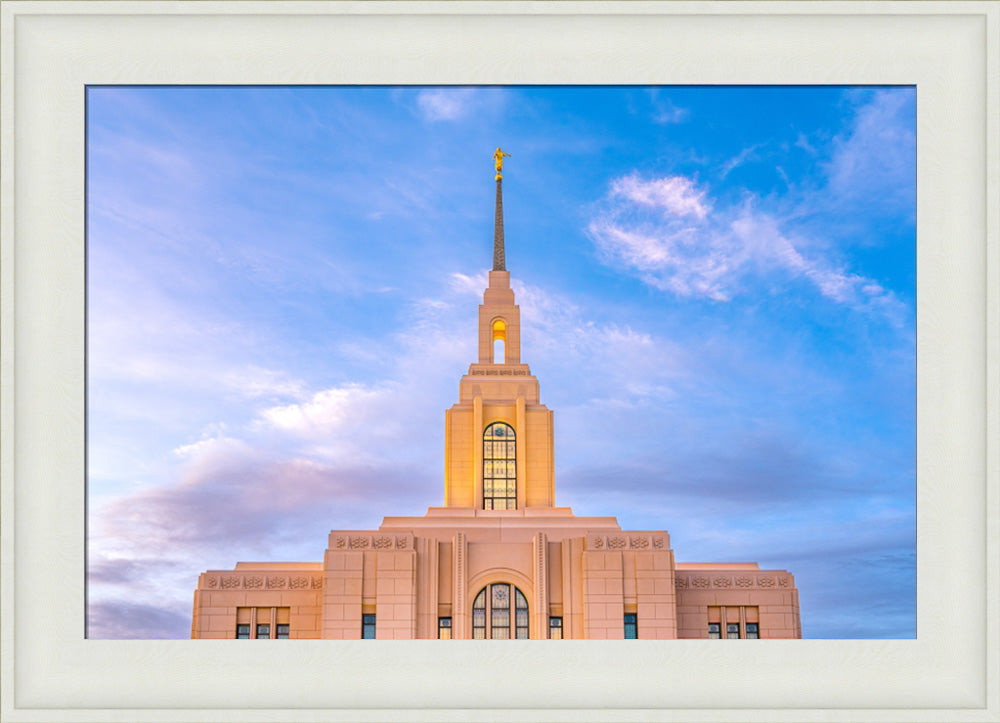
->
261;384;397;438
589;175;906;317
415;88;504;122
610;174;711;219
646;89;689;125
719;143;762;179
824;89;915;206
449;270;489;296
794;132;817;155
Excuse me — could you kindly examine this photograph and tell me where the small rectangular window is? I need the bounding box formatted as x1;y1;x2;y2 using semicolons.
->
745;622;759;639
256;624;270;639
549;617;563;639
438;617;452;639
362;614;376;639
624;613;638;639
275;623;290;639
236;624;251;639
726;623;741;639
708;622;721;639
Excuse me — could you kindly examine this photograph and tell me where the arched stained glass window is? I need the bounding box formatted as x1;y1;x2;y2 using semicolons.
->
472;583;529;639
483;422;516;510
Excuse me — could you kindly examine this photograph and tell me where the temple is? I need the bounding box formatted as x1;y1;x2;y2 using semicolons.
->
191;151;802;640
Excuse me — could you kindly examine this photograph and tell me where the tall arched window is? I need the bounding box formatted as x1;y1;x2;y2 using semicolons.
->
472;583;529;639
483;422;516;510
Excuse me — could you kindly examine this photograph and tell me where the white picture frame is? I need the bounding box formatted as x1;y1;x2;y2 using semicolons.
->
1;2;997;721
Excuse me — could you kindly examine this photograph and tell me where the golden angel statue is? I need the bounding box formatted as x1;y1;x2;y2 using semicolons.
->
493;147;511;179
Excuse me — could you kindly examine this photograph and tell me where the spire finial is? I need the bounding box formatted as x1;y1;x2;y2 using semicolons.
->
492;148;509;271
493;147;511;181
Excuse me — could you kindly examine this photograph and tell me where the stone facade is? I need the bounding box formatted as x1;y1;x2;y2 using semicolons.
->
192;183;801;641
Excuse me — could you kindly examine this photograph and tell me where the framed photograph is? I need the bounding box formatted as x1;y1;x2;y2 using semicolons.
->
2;2;997;721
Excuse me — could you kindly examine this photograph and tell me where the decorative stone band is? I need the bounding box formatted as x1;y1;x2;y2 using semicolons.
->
674;572;793;591
586;533;669;551
201;573;323;591
330;532;414;551
469;368;530;376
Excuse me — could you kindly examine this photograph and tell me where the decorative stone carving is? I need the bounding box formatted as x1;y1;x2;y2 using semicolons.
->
350;536;370;549
374;536;393;549
334;536;347;549
778;575;790;587
758;576;776;588
267;576;287;589
608;536;626;549
630;536;649;549
713;576;733;588
675;576;689;589
245;576;264;589
311;576;323;589
204;576;218;588
652;537;665;549
221;576;241;589
395;536;410;549
290;576;309;589
735;575;753;588
691;576;710;589
589;536;604;549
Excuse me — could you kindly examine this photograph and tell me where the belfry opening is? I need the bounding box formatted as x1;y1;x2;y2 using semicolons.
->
191;149;802;640
491;319;506;364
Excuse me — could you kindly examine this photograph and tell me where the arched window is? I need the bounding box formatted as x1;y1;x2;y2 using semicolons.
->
472;583;529;639
483;422;516;510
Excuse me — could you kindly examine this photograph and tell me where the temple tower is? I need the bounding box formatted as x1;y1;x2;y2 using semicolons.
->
443;150;555;509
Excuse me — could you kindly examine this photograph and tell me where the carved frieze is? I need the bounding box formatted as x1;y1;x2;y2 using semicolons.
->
607;536;627;549
673;572;792;592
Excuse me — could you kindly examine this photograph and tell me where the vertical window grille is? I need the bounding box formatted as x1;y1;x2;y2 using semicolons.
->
438;617;452;639
236;624;251;639
491;583;511;639
708;622;721;639
624;613;638;639
255;624;270;639
745;622;759;639
726;623;741;639
549;617;563;639
362;614;376;639
472;589;487;639
483;422;516;510
472;583;530;639
514;588;529;639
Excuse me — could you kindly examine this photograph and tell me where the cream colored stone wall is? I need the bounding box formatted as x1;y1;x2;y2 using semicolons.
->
193;565;322;639
674;568;800;639
580;533;676;639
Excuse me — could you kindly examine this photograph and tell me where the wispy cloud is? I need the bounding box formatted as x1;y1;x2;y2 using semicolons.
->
647;90;689;125
719;143;762;179
824;89;915;206
610;174;711;219
415;87;505;122
589;169;906;319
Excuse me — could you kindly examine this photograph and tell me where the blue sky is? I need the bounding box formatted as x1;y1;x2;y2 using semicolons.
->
86;86;915;639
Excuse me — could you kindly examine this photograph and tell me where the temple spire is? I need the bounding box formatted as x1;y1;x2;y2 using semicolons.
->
492;147;511;271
